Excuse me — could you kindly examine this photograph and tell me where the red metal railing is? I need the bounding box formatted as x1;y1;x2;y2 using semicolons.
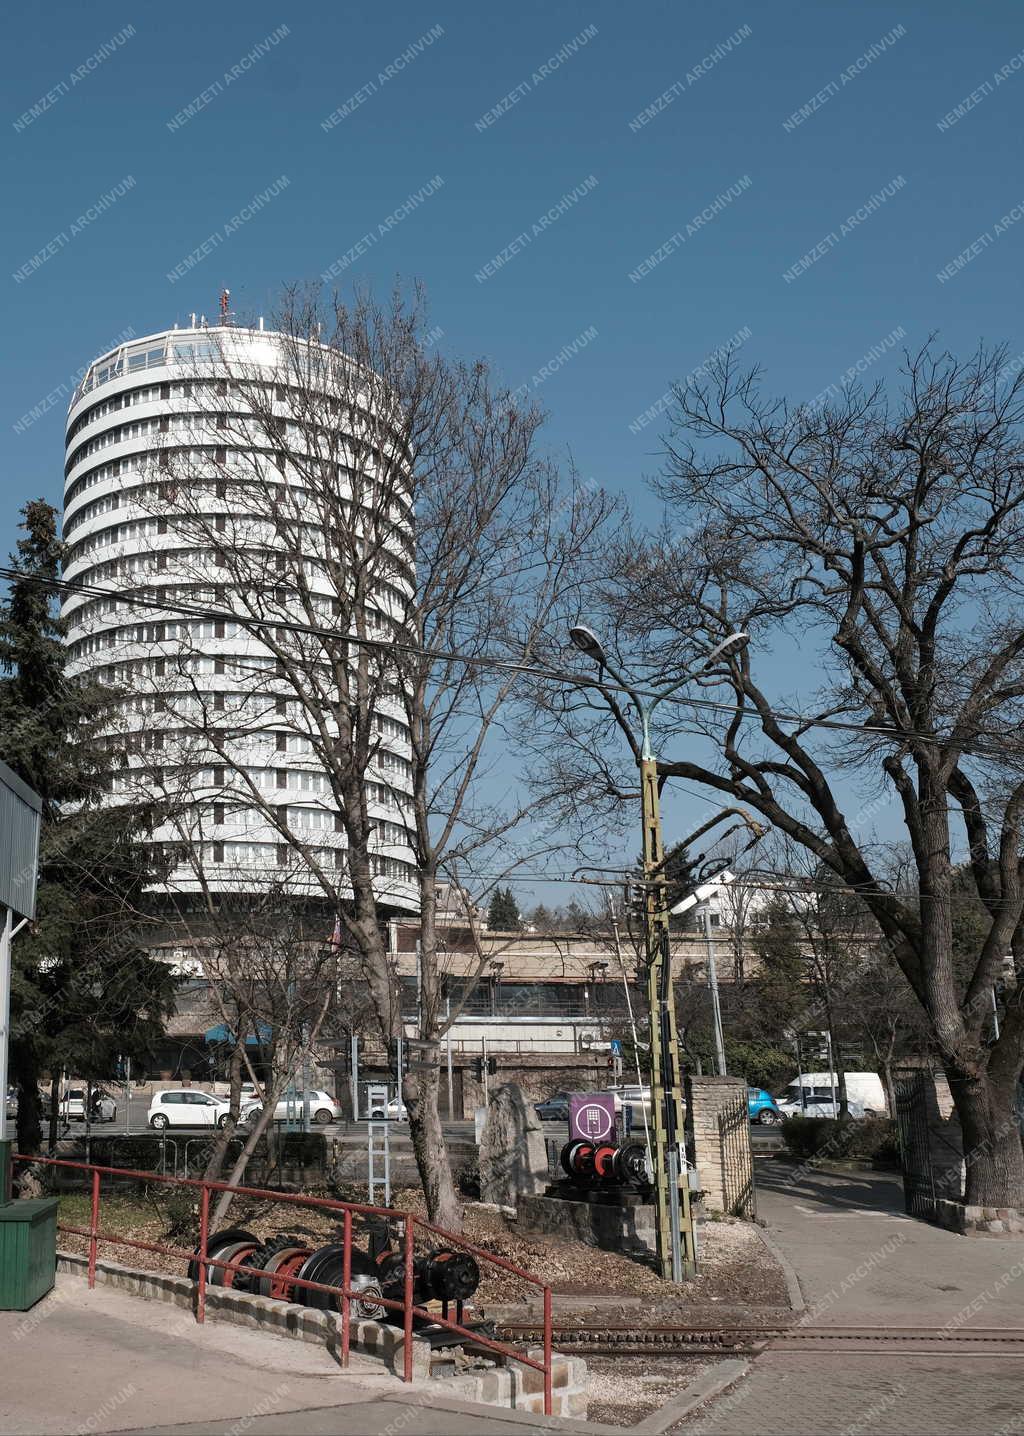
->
13;1153;553;1415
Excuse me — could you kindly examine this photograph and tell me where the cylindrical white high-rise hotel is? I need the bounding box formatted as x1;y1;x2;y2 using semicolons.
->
61;322;418;917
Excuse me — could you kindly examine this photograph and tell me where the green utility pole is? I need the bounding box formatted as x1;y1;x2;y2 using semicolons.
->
568;626;750;1280
640;758;695;1280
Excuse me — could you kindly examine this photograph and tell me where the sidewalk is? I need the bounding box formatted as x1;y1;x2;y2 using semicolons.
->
756;1161;1024;1326
676;1163;1024;1435
0;1277;554;1435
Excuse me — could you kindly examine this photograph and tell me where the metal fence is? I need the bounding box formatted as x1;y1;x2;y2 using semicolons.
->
14;1151;554;1413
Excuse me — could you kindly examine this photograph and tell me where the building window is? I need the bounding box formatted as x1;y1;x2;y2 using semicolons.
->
213;842;224;863
213;803;224;824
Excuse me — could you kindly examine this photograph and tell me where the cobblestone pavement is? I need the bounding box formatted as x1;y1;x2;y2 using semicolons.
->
674;1163;1024;1434
676;1353;1024;1435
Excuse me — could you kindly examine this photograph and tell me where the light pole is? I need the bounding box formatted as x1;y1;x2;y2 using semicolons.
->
567;625;747;1281
698;903;728;1077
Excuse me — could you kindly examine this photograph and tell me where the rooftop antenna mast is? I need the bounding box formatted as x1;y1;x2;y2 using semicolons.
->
219;288;232;326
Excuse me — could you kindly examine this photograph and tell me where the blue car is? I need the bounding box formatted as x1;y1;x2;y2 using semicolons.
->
747;1087;783;1126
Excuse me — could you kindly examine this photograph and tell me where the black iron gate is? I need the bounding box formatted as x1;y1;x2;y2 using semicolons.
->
893;1071;934;1217
717;1100;756;1218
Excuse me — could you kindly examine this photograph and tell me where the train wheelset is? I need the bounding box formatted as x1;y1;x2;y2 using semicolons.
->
559;1139;650;1189
190;1227;482;1328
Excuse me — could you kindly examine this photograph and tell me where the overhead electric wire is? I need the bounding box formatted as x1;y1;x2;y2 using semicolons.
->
0;565;998;752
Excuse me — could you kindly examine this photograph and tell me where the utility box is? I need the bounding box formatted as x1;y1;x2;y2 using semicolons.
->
0;1198;59;1310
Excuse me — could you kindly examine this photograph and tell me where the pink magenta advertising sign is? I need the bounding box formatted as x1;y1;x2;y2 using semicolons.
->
569;1092;616;1142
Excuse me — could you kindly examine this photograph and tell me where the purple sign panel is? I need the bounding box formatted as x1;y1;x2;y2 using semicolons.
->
569;1092;616;1142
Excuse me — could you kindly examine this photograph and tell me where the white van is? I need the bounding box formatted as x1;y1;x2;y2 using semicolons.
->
777;1072;887;1118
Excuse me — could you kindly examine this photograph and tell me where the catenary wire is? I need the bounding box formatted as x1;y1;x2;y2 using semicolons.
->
0;565;1004;753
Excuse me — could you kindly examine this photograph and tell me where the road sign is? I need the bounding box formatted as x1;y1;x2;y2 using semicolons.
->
569;1093;616;1142
610;1039;622;1055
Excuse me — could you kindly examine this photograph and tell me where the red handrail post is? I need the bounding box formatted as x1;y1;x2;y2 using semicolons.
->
402;1214;415;1383
196;1183;210;1324
341;1208;352;1368
87;1168;100;1288
543;1285;552;1416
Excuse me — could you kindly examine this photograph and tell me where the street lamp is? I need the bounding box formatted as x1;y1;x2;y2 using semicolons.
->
567;625;748;1282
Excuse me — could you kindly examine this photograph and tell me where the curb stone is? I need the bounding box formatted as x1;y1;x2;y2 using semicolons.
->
633;1358;751;1433
750;1226;805;1312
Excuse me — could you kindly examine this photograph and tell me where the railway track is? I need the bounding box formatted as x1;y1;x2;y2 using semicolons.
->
498;1322;1024;1357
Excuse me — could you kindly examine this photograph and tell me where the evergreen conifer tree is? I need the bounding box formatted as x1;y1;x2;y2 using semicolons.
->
0;502;176;1151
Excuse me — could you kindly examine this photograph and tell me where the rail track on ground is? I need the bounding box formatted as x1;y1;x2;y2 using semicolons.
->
498;1322;1024;1357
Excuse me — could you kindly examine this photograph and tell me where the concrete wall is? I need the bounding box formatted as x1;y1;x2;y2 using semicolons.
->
685;1074;755;1217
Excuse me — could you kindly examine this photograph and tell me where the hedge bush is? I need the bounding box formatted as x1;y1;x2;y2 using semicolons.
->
781;1114;900;1165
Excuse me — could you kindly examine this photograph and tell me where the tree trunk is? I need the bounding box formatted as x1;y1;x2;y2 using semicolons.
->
948;1067;1024;1209
208;1094;284;1230
13;1052;42;1155
203;1043;244;1183
406;1056;461;1231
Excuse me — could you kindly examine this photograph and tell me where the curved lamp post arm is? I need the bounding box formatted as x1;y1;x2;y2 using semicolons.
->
645;632;750;732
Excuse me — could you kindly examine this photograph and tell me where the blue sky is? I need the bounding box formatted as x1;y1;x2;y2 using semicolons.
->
4;0;1024;903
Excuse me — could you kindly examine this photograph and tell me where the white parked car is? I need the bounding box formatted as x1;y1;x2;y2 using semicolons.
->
241;1089;341;1126
148;1090;233;1129
369;1096;408;1120
776;1086;866;1120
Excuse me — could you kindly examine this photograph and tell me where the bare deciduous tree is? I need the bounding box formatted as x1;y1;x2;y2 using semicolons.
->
562;342;1024;1207
105;284;614;1228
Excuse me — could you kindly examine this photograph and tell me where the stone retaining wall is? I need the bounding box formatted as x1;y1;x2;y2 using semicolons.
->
934;1199;1024;1237
517;1189;657;1259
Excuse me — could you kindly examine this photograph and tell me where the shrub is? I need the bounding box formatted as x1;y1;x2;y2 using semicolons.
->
782;1115;899;1165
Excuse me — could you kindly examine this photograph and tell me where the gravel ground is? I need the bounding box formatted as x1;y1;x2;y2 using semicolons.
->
584;1355;716;1427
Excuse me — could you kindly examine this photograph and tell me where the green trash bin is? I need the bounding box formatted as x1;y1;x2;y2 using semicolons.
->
0;1198;59;1310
